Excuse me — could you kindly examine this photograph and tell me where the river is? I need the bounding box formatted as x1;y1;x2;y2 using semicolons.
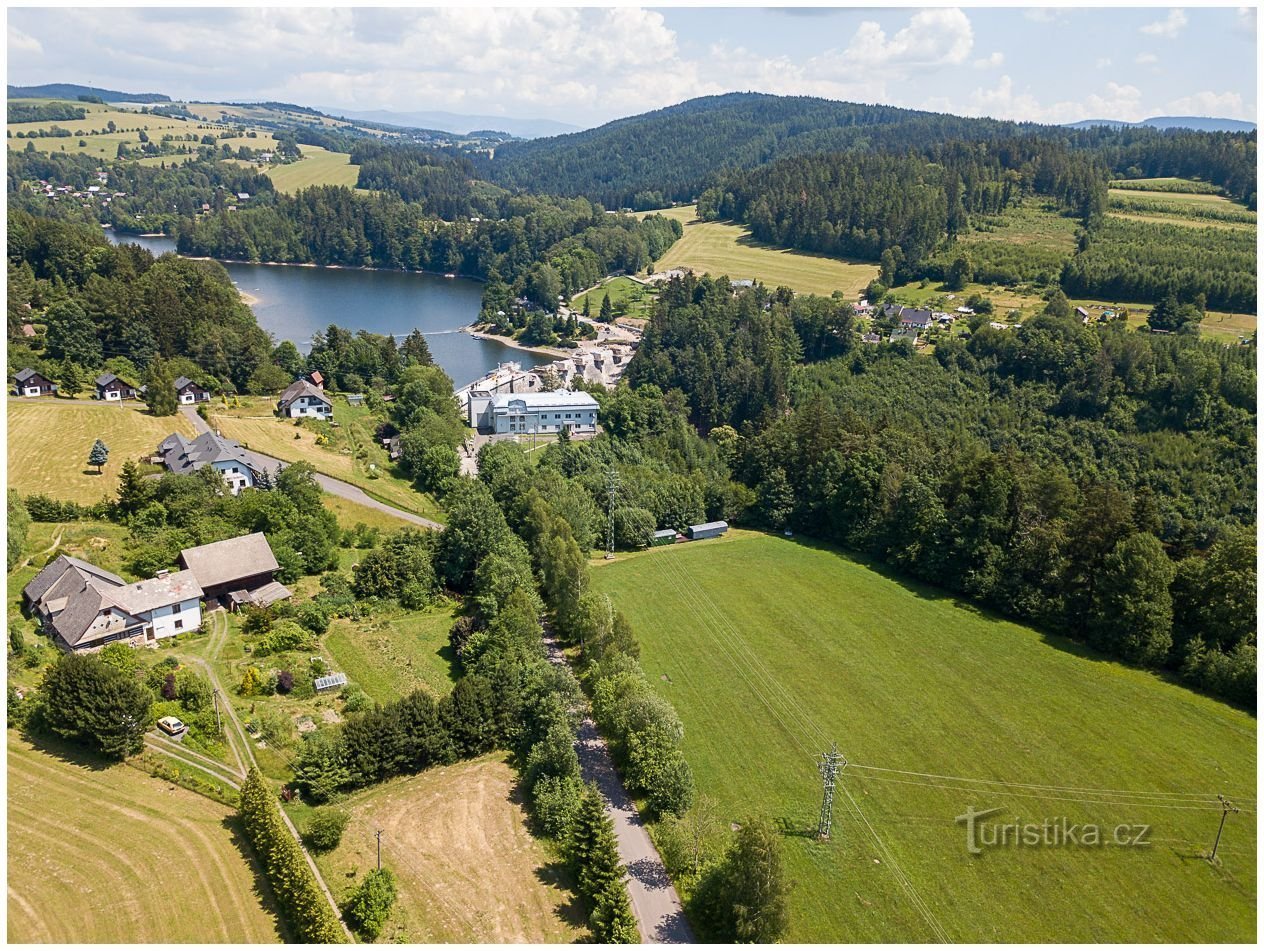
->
104;231;538;387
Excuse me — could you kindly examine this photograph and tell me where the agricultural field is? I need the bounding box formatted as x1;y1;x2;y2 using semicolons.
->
7;734;284;943
7;399;196;504
947;200;1081;285
308;755;586;942
207;397;443;521
1107;188;1257;232
7;98;234;161
572;275;658;320
266;145;361;194
641;205;878;298
323;603;459;704
594;531;1257;943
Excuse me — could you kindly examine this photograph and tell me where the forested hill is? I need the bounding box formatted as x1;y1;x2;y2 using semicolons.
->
479;92;1256;211
7;82;171;103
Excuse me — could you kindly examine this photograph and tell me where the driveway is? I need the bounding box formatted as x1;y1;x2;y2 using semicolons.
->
181;406;442;529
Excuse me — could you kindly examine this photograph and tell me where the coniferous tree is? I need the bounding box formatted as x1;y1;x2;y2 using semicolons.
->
144;359;179;416
87;438;109;473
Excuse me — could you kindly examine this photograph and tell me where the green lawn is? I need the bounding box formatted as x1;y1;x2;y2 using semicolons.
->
323;603;460;704
594;531;1256;943
266;146;361;194
572;275;658;320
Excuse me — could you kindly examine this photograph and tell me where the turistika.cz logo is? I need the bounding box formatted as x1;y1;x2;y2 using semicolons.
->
956;805;1151;855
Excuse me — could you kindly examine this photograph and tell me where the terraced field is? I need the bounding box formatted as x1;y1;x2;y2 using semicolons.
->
7;734;283;943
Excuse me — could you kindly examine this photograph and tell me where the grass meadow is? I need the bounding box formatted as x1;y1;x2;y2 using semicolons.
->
642;204;878;297
7;399;196;504
266;145;362;194
571;275;658;319
7;733;284;943
323;603;459;704
305;755;586;942
594;530;1256;943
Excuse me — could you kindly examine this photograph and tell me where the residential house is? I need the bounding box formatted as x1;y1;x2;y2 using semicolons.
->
899;308;934;331
157;430;263;495
277;379;333;418
861;332;883;345
95;372;139;401
174;375;212;404
889;327;920;345
470;389;599;435
23;555;203;652
1075;306;1091;324
178;532;290;609
13;368;56;397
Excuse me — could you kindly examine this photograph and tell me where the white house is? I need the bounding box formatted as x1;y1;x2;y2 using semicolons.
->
157;431;263;495
22;556;203;652
474;389;599;436
277;379;333;418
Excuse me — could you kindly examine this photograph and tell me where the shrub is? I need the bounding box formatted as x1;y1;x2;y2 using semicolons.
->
297;603;330;636
344;867;396;941
305;808;350;851
341;686;370;713
276;670;295;694
256;619;311;656
40;652;151;759
531;774;585;839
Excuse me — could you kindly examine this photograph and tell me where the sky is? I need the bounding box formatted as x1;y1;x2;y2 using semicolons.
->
7;5;1258;129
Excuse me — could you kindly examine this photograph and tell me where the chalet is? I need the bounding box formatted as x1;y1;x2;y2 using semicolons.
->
178;532;290;609
174;375;212;404
95;372;139;401
13;368;56;397
899;309;934;331
23;555;203;652
277;379;333;418
157;430;263;495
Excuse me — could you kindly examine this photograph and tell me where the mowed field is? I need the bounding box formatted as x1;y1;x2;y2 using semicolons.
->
310;755;586;942
7;399;196;504
594;531;1257;943
7;734;283;943
642;205;878;297
266;146;361;194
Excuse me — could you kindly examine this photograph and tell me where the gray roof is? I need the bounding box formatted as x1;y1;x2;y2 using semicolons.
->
689;520;729;533
157;430;259;477
23;555;125;607
179;532;279;591
653;528;678;539
14;368;44;383
492;389;599;410
899;308;934;326
96;372;131;387
173;376;206;391
112;570;202;615
278;379;331;409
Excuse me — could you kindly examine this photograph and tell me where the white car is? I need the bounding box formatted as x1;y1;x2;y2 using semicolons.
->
156;716;187;736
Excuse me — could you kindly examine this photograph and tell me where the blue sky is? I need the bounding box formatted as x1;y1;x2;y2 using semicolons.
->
7;6;1257;128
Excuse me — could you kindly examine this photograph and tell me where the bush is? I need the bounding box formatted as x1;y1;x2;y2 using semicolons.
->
340;686;370;713
276;670;295;694
256;619;311;657
305;808;350;851
297;603;330;636
40;652;151;759
531;774;585;838
344;868;396;941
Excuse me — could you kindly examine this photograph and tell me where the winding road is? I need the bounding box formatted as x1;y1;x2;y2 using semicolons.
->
181;406;442;529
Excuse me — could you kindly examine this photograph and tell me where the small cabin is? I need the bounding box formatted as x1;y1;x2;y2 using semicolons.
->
651;528;678;547
686;521;729;541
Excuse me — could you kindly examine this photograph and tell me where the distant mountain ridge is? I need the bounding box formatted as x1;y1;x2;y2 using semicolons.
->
325;107;580;139
8;82;171;103
1066;116;1256;133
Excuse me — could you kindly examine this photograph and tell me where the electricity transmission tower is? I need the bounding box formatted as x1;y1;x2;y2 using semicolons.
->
816;743;846;840
604;468;620;560
1210;794;1239;862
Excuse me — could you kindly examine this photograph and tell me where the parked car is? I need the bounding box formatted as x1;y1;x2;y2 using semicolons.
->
156;716;187;736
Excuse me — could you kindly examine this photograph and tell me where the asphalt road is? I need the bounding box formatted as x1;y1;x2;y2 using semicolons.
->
182;406;443;529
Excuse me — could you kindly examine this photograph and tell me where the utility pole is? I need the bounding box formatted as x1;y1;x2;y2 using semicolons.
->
1210;794;1239;862
605;468;620;560
816;743;846;840
211;688;222;735
375;829;383;871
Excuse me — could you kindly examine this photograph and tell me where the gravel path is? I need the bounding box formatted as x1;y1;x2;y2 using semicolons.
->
181;406;442;529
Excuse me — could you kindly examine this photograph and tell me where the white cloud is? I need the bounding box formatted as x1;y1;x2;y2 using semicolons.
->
1165;90;1250;119
1140;9;1187;38
960;76;1146;125
1095;57;1112;69
1236;7;1256;36
1024;9;1062;24
7;24;42;54
973;51;1004;69
1135;52;1158;65
842;8;974;69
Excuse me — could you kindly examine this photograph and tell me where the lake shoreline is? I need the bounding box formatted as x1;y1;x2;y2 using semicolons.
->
460;325;567;362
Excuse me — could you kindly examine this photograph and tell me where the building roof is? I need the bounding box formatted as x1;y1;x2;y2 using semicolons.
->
653;528;678;539
157;430;259;477
278;379;331;409
23;555;126;607
179;532;279;591
95;372;135;388
492;389;599;410
174;376;206;391
112;570;203;615
690;520;729;533
14;367;43;383
900;308;934;326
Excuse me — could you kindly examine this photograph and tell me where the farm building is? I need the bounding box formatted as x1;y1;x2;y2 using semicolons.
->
470;389;599;435
277;378;333;418
23;555;203;652
651;529;679;547
178;532;290;609
95;372;140;401
686;520;729;541
12;368;56;397
174;375;212;404
156;430;264;495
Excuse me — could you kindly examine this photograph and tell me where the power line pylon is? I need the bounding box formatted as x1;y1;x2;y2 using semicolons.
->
605;468;620;560
817;743;846;840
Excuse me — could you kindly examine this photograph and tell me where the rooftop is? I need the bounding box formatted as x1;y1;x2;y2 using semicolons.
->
492;389;599;409
179;532;279;590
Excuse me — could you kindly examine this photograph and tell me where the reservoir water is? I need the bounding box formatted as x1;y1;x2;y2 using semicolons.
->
105;231;537;387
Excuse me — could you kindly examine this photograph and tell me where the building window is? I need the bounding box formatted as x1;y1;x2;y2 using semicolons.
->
174;619;184;630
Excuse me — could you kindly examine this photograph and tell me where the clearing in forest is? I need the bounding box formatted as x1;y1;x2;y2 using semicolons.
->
594;530;1257;943
266;145;362;194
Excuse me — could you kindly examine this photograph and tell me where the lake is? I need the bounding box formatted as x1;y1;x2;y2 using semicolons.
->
105;231;537;387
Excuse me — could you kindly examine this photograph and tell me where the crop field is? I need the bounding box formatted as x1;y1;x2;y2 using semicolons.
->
594;531;1257;943
310;755;586;942
572;275;658;319
642;205;878;297
7;399;196;504
266;145;361;194
323;604;459;703
7;99;228;161
7;734;284;943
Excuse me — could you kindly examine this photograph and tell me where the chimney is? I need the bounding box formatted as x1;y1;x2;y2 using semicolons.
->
156;569;170;579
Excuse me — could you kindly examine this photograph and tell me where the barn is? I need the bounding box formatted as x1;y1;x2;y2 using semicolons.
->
177;532;290;608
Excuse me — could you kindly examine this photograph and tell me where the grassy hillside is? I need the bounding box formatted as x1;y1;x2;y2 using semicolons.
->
7;734;284;943
644;205;877;297
594;531;1256;943
7;399;196;504
266;145;361;193
305;754;586;942
323;604;459;704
